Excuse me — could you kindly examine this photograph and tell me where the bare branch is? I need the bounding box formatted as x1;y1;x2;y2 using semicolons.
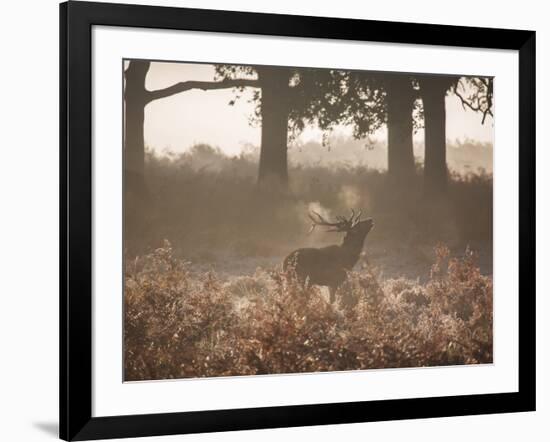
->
453;78;493;125
454;84;480;113
146;78;260;103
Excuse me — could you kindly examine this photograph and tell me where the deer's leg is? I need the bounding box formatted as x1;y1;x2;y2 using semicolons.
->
329;286;336;304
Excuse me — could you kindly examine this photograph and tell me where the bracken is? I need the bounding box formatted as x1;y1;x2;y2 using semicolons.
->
124;242;492;381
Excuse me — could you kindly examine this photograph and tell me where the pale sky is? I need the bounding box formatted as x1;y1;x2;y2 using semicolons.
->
141;61;494;155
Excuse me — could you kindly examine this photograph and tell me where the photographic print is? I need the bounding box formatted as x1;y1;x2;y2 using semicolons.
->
123;60;494;382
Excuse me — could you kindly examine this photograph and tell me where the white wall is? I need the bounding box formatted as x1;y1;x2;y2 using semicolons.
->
0;0;547;440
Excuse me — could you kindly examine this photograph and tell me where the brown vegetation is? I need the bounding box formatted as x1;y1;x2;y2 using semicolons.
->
124;242;492;381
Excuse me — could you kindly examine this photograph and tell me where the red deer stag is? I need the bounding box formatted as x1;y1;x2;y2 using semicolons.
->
283;209;374;303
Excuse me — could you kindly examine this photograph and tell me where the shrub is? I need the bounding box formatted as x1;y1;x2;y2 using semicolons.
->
124;243;492;381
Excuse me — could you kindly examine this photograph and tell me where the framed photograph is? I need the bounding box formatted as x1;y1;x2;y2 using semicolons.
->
60;1;536;440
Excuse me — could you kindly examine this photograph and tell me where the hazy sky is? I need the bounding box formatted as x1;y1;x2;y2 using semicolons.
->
141;61;494;156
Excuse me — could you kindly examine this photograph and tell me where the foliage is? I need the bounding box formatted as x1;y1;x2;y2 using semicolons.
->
125;243;492;381
290;69;388;140
213;64;387;141
213;63;492;146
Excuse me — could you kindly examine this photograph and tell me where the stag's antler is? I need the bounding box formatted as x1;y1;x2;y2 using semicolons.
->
308;209;362;234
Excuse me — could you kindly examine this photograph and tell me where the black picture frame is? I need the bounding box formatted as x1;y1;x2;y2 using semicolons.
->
60;1;536;440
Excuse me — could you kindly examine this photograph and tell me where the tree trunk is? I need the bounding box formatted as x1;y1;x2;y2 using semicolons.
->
420;76;452;195
385;76;416;184
124;61;150;194
257;67;291;186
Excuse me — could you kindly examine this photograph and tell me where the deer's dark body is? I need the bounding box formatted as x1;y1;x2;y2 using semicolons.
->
284;216;374;303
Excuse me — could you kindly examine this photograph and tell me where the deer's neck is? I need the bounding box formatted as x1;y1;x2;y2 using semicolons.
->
340;233;367;265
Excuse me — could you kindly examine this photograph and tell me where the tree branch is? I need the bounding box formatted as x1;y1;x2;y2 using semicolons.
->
454;85;480;113
454;81;493;125
146;79;260;103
